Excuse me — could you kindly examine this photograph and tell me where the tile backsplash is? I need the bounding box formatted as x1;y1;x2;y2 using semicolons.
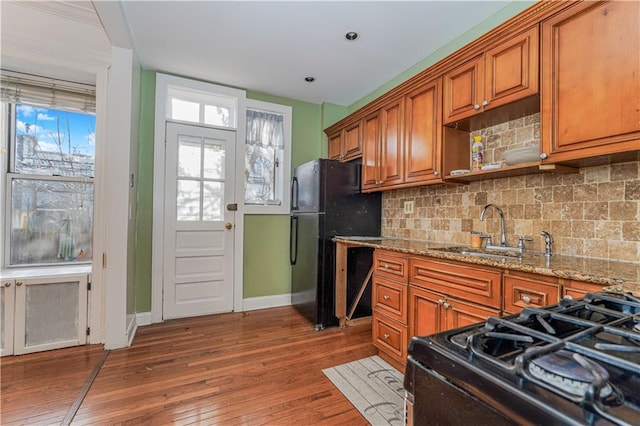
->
381;115;640;262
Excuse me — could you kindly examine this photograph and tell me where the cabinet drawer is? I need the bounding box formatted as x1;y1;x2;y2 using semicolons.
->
562;280;604;301
373;276;407;323
410;257;501;308
504;273;559;314
372;312;407;362
374;250;409;281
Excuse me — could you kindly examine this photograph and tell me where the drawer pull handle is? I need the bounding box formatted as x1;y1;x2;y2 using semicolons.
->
383;333;390;339
16;281;23;287
383;295;390;300
3;282;11;288
522;295;532;304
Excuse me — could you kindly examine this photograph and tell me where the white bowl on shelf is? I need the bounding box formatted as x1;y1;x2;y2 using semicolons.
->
502;146;540;166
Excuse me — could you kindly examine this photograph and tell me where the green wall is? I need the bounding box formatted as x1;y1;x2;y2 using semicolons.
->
134;1;536;311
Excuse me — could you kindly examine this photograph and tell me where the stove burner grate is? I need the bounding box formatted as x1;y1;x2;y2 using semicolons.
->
528;350;613;398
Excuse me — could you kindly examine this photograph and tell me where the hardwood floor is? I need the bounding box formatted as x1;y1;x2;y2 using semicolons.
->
1;306;378;425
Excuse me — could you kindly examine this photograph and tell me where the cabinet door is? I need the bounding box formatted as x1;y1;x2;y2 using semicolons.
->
404;78;442;184
541;1;640;162
380;97;404;187
13;275;88;355
361;111;381;190
342;120;362;161
447;298;500;331
1;279;15;356
443;55;483;124
409;286;444;339
327;131;342;160
484;26;538;111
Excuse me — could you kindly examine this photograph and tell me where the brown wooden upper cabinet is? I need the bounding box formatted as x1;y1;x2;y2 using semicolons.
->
362;77;442;192
327;119;363;162
540;1;640;164
443;26;539;125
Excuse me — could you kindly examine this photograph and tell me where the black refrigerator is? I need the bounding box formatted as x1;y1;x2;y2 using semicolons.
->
289;159;381;330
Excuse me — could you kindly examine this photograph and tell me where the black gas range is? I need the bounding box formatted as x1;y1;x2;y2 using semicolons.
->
404;292;640;426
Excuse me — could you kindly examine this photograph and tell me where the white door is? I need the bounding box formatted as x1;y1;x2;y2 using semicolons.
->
163;122;235;319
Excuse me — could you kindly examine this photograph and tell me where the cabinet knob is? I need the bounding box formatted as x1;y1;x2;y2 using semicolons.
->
443;302;451;309
383;263;389;269
474;104;481;110
563;295;574;300
16;281;23;287
383;333;390;340
482;100;489;107
539;153;548;160
437;299;445;305
3;282;11;288
522;295;532;304
383;295;390;300
433;171;439;176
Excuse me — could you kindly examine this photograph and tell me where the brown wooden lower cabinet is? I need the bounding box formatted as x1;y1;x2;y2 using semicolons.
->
409;285;500;338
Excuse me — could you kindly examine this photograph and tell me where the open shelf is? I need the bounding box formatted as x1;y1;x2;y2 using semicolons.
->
443;162;577;183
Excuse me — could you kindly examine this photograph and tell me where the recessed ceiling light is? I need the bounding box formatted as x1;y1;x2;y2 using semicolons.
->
304;76;315;83
345;31;359;41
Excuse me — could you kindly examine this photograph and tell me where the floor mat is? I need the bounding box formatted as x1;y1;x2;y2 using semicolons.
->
322;355;405;425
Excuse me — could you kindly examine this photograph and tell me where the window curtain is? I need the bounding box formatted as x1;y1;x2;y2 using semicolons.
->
245;109;284;205
0;70;96;113
245;109;284;148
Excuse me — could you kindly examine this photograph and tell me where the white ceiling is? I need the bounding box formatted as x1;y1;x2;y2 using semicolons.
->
2;1;519;107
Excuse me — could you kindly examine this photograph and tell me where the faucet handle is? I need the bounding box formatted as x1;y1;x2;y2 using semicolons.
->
517;236;533;251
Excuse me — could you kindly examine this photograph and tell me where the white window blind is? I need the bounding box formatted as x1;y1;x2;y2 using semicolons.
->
0;71;95;113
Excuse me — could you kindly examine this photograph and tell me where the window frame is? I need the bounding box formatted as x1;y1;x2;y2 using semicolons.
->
2;102;95;268
243;99;291;215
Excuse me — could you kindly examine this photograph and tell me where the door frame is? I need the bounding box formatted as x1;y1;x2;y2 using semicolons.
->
151;73;246;322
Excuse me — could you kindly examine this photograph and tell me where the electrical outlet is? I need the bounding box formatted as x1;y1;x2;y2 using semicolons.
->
404;200;415;214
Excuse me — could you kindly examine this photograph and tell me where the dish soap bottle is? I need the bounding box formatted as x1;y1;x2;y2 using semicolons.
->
471;135;484;171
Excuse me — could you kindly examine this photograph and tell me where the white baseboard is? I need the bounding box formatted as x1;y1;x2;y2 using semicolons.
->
242;293;291;311
136;311;153;326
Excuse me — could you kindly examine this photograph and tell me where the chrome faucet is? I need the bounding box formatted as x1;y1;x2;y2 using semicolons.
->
540;230;554;257
480;204;507;247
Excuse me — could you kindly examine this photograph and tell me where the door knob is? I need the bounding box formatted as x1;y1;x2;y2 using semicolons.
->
225;223;233;230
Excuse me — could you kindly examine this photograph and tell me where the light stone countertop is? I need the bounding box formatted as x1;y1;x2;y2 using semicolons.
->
333;237;640;292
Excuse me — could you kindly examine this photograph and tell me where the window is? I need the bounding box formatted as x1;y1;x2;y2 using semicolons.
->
1;74;95;267
243;100;291;214
167;86;237;128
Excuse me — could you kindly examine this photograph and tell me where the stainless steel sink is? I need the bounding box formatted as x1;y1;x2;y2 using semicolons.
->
433;246;523;261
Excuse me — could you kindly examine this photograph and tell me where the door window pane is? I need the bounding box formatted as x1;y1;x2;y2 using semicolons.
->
203;139;225;179
178;136;202;178
203;182;223;221
177;180;200;221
